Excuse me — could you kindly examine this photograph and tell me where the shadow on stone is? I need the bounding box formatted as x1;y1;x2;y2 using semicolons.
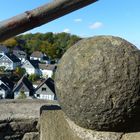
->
40;105;61;115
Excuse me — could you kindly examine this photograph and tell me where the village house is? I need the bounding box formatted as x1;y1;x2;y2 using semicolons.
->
39;63;56;78
22;59;56;78
32;79;44;88
0;53;21;70
12;75;34;99
13;50;27;64
22;60;40;75
0;45;9;55
30;51;44;61
0;76;14;99
35;78;56;100
0;84;9;99
42;55;51;64
30;51;50;64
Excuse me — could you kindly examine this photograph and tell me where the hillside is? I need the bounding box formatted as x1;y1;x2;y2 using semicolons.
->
0;32;81;60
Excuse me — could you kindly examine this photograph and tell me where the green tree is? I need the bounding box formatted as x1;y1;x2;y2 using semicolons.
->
2;38;18;48
15;32;81;58
17;91;27;99
15;67;26;77
28;74;40;82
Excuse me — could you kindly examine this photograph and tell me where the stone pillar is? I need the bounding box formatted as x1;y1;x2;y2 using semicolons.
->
40;105;81;140
40;105;123;140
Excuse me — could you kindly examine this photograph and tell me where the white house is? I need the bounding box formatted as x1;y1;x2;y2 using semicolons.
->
0;76;14;99
22;60;40;75
0;84;9;99
30;51;44;61
34;78;56;100
0;45;9;55
39;64;56;78
42;55;51;64
12;75;34;99
0;53;21;70
13;50;27;64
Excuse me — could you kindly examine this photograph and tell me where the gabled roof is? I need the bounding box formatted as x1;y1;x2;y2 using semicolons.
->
13;50;27;58
30;51;43;58
35;78;55;93
39;64;56;71
5;53;21;63
13;75;34;92
29;60;39;69
13;45;23;51
23;59;39;69
0;84;9;91
0;76;14;90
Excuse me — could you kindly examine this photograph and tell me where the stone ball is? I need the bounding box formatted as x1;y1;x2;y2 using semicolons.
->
55;36;140;131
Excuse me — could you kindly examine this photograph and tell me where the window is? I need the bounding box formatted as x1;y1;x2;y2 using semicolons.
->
37;94;40;97
42;87;46;91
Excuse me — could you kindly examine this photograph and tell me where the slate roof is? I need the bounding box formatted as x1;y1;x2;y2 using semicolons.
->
39;64;56;71
13;75;34;92
29;60;40;69
13;46;23;51
13;50;27;59
5;53;21;63
42;56;50;60
0;76;14;90
35;78;55;93
30;51;43;58
0;84;9;91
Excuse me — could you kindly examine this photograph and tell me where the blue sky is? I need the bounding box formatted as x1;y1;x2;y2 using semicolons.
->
0;0;140;48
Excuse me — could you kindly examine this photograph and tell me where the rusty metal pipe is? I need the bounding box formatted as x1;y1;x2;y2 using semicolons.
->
0;0;98;42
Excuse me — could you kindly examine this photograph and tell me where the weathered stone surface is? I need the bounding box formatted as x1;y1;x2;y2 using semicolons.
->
10;119;38;133
55;36;140;131
66;114;123;140
4;134;22;140
40;107;123;140
40;106;81;140
0;99;58;121
0;119;38;140
121;132;140;140
22;132;39;140
0;123;9;132
0;100;59;140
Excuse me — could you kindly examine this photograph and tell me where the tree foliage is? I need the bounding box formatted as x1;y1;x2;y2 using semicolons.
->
2;38;18;49
17;91;27;99
15;67;26;77
1;32;81;59
28;74;40;82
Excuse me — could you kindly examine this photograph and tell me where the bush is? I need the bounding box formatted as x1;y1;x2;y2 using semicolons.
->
28;74;40;82
17;91;27;99
15;67;26;77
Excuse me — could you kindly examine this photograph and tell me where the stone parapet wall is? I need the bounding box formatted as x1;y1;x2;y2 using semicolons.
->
40;106;140;140
0;99;58;121
0;99;58;140
0;119;38;140
1;100;140;140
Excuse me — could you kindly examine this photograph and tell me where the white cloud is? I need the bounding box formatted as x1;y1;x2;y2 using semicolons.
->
63;28;70;33
74;18;83;22
89;22;103;29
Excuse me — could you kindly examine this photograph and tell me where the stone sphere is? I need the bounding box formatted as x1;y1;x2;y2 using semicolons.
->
55;36;140;131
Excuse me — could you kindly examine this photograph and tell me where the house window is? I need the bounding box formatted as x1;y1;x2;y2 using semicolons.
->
37;94;40;97
42;87;46;91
